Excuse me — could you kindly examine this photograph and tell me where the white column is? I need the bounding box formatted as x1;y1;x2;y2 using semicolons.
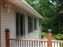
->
37;19;41;38
37;19;39;31
24;13;28;38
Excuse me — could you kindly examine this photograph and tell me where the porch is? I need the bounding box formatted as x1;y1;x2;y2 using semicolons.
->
6;29;63;47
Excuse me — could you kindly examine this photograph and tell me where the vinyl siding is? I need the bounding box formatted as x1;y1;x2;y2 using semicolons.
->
1;4;16;47
0;2;41;47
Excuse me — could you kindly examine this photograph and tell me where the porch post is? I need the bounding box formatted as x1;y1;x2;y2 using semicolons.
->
48;29;52;47
5;28;10;47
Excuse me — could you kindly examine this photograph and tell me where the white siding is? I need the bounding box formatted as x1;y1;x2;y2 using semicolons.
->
1;4;16;47
0;3;41;47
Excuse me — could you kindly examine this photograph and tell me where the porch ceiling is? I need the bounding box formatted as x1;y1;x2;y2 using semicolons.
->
8;0;44;19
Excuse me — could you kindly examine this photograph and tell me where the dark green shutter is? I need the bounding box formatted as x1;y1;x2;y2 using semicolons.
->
16;13;20;36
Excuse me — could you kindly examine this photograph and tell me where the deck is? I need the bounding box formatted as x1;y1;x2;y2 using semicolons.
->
5;29;63;47
10;39;63;47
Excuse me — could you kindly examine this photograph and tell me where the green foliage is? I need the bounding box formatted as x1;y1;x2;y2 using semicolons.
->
54;34;63;40
38;0;57;17
41;32;63;40
41;32;48;38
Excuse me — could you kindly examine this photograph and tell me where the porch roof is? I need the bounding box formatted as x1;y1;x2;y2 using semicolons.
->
8;0;44;19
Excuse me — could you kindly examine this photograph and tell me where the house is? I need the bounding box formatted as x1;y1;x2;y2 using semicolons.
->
0;0;44;47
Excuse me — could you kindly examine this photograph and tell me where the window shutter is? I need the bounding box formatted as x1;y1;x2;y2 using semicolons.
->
16;13;20;36
28;16;33;33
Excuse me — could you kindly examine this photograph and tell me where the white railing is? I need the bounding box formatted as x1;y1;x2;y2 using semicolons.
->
10;39;47;47
10;39;63;47
5;29;63;47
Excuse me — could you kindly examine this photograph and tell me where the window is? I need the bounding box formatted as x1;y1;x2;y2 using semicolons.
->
34;18;37;30
28;16;37;33
16;13;25;37
28;16;33;33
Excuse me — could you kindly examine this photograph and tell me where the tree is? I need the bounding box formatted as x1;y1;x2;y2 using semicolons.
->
26;0;63;34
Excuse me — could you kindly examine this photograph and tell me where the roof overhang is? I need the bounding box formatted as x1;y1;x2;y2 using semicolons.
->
8;0;44;19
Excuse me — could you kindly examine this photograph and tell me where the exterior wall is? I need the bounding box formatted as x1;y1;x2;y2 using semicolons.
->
0;1;41;47
1;3;16;47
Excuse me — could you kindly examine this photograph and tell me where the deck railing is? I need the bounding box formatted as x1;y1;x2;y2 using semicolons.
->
5;28;63;47
52;40;63;47
10;39;63;47
10;39;48;47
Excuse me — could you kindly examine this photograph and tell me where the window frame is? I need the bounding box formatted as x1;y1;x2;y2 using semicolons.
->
28;16;33;33
34;18;37;30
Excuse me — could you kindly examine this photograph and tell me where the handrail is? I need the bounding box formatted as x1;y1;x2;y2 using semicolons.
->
10;38;48;42
52;40;63;42
10;38;63;42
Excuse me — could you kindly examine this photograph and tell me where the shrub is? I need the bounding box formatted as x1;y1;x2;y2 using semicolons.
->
54;34;63;40
41;32;48;38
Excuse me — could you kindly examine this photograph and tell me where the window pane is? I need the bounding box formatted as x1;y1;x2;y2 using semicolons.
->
28;16;33;33
34;18;37;30
20;14;24;36
16;13;25;37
